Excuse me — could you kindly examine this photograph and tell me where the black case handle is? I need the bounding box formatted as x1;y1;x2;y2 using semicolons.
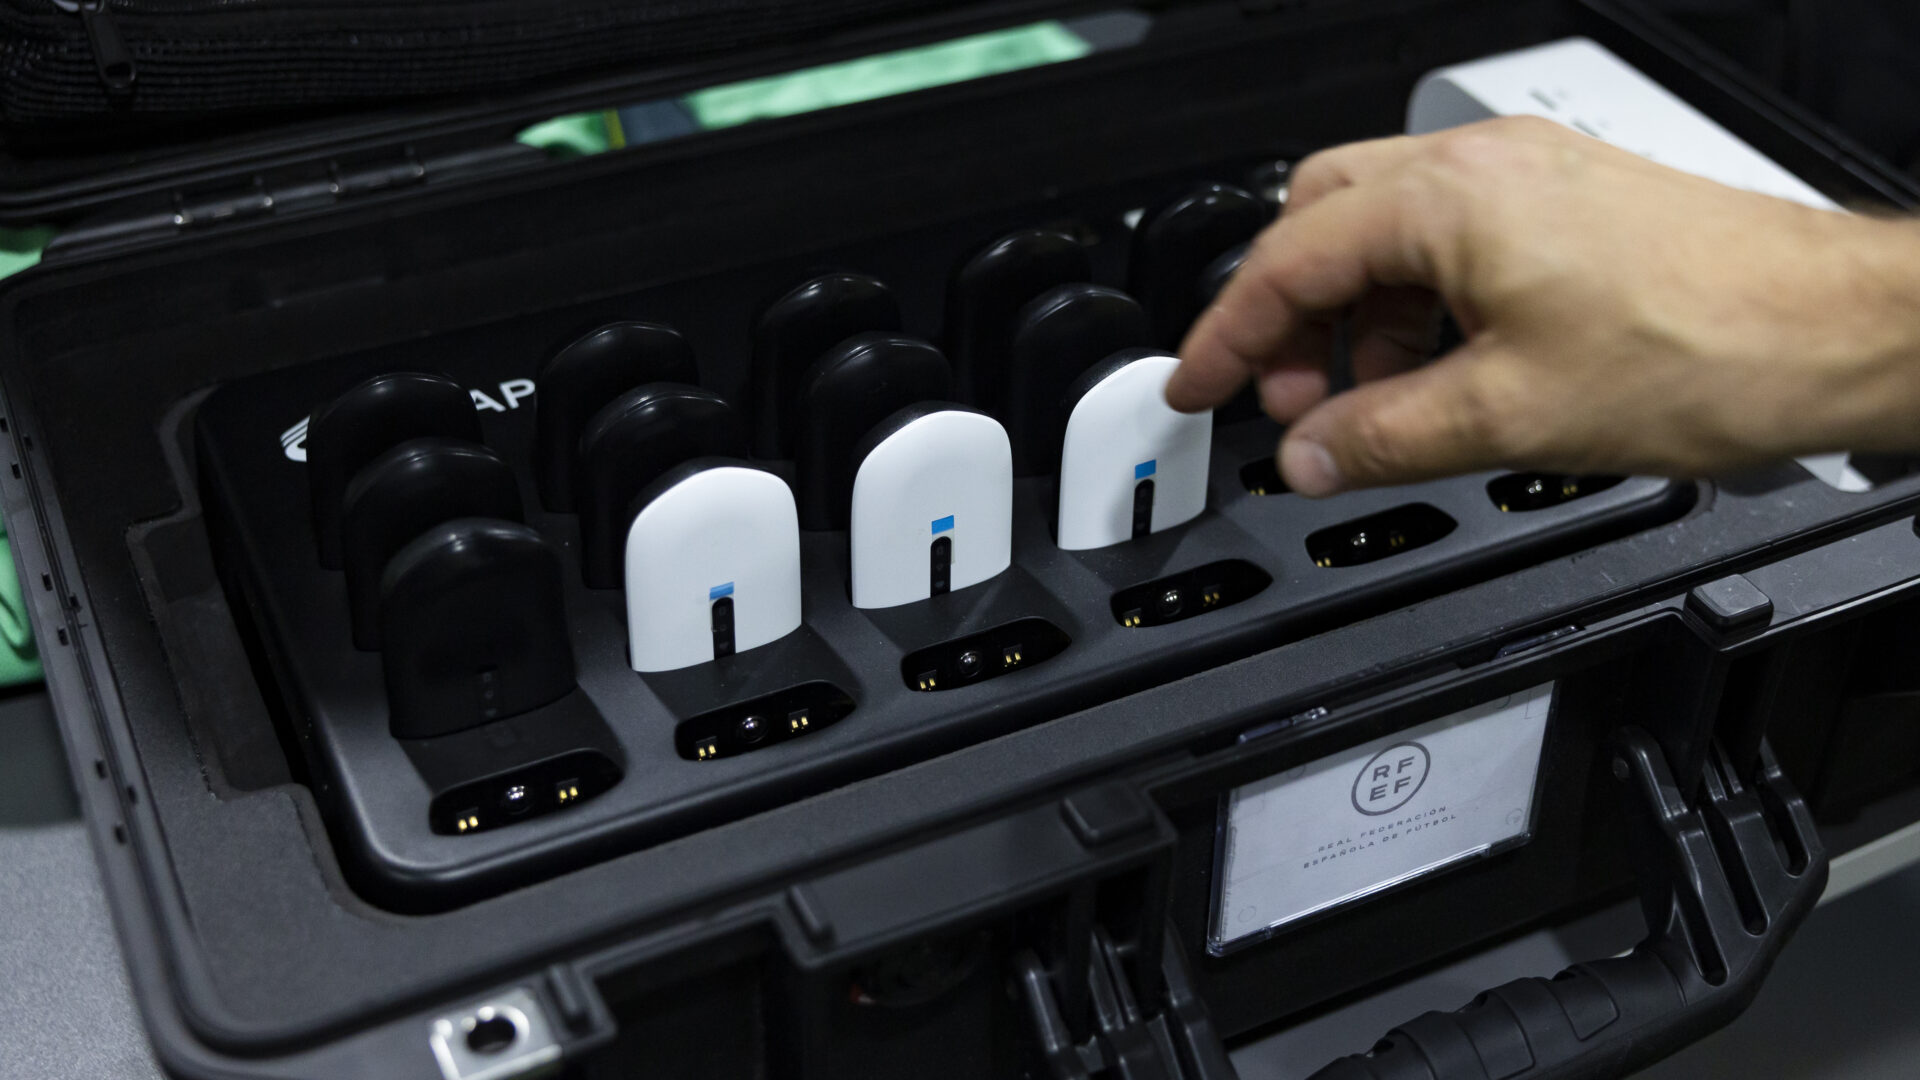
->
1308;730;1825;1080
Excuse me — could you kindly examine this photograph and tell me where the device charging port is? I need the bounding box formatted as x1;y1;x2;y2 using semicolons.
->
1112;559;1272;628
1487;472;1624;512
1306;504;1457;568
902;618;1070;692
674;682;854;761
428;749;620;835
1240;457;1289;496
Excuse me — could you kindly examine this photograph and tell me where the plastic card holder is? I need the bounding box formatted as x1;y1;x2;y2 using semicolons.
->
1209;683;1554;954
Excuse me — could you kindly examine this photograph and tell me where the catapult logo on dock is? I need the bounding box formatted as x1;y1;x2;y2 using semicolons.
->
1351;741;1431;816
276;379;537;462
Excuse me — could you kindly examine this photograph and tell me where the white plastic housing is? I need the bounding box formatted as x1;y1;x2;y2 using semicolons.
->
850;410;1013;609
1407;38;1835;209
624;466;802;672
1056;355;1211;551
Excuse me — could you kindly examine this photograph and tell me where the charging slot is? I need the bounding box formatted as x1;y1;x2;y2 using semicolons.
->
903;617;1070;692
1240;458;1288;496
1487;473;1624;512
1307;504;1457;568
1113;559;1272;628
429;749;621;835
675;682;854;761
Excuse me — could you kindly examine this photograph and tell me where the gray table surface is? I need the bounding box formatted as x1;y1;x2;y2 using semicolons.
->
0;688;161;1080
4;685;1916;1079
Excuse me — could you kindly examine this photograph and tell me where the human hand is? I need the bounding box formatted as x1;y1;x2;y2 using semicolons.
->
1166;116;1920;496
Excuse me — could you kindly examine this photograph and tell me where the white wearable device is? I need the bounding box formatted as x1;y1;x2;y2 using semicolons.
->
624;461;803;673
1057;351;1212;551
849;405;1013;609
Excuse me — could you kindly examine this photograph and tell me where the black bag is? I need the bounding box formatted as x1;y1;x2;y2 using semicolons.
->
0;0;985;132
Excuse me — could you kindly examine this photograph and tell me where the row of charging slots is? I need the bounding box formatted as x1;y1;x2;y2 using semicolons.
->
421;460;1623;834
420;459;1625;834
291;179;1289;743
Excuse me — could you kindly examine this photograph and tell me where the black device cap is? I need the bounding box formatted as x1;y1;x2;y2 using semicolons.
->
945;229;1092;416
1129;183;1271;345
306;371;481;568
534;321;698;512
340;438;524;651
751;272;901;459
1003;284;1153;477
575;383;747;588
1197;241;1251;308
379;518;574;740
793;333;952;531
624;455;764;524
1060;347;1169;418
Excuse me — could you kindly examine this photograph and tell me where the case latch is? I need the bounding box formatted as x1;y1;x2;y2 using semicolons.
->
1014;922;1237;1080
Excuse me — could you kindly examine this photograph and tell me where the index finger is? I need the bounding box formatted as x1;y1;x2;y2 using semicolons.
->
1166;175;1442;413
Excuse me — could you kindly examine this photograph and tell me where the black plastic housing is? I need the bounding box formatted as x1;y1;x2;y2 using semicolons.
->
192;323;1694;908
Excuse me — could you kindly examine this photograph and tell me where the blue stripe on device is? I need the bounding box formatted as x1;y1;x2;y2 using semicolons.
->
1135;459;1157;480
709;582;735;600
931;515;955;535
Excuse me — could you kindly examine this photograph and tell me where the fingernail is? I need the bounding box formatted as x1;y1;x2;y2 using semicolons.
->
1281;439;1343;497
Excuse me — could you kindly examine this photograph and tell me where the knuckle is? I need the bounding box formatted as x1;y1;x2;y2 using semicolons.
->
1246;218;1338;301
1426;120;1558;180
1425;127;1490;171
1390;165;1442;215
1203;296;1264;362
1245;215;1290;266
1289;150;1341;197
1343;406;1411;478
1488;113;1565;140
1434;134;1503;178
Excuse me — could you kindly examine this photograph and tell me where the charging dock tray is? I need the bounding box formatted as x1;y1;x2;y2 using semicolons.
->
194;171;1693;904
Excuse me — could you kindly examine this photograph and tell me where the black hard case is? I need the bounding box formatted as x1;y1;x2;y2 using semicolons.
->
3;1;1919;1077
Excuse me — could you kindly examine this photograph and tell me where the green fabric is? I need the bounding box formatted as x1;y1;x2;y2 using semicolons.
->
520;20;1091;156
0;509;42;687
0;227;54;282
0;231;50;686
515;111;619;157
684;21;1091;130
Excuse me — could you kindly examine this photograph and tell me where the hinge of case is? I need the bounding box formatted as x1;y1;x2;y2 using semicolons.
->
43;143;545;261
175;178;277;230
1014;921;1237;1080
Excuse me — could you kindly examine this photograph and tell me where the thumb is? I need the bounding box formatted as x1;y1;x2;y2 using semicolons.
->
1278;345;1520;496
